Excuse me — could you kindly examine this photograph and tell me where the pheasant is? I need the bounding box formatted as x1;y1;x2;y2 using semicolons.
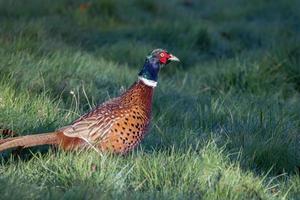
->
0;49;179;154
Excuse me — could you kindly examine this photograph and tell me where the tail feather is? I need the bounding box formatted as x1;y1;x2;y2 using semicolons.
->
0;137;16;145
0;132;59;152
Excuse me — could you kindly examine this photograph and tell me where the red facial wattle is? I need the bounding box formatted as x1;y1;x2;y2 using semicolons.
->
159;52;171;64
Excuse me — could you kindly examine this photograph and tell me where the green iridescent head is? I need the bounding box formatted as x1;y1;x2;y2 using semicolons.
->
138;49;180;82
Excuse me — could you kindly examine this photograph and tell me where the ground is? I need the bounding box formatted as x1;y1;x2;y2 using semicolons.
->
0;0;299;199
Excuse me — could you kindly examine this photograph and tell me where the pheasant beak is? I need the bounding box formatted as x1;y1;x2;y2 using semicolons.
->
168;54;180;62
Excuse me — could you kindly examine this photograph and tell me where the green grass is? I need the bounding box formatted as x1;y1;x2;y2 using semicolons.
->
0;0;300;199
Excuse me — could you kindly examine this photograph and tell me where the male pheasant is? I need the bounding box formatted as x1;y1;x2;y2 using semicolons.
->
0;49;179;154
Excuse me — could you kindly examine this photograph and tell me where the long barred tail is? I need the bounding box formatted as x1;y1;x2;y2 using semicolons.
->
0;137;16;145
0;132;59;152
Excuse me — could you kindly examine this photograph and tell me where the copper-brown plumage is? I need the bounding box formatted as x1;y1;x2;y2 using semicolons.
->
0;49;179;154
59;81;154;153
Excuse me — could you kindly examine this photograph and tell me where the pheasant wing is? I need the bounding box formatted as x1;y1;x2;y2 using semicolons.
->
60;102;130;143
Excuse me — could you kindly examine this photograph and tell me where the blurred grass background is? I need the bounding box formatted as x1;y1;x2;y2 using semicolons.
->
0;0;299;199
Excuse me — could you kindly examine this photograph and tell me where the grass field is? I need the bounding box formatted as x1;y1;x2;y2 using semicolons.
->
0;0;300;199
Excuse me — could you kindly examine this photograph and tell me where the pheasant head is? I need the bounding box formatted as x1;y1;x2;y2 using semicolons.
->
138;49;180;87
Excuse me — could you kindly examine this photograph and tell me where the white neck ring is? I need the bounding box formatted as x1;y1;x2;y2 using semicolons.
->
138;76;157;87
